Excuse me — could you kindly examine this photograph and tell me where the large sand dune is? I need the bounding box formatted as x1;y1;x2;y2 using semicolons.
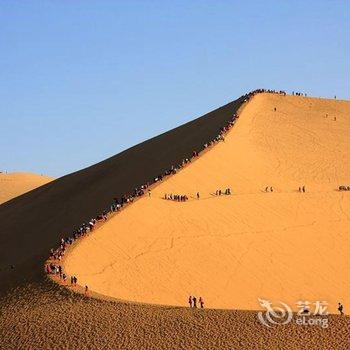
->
1;92;349;349
0;172;53;204
0;96;245;293
65;93;350;313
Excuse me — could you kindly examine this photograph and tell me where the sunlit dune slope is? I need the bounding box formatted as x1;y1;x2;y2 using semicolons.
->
0;172;53;204
0;95;245;294
65;93;350;313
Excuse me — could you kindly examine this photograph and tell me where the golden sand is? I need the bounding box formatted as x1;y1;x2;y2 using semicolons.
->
1;93;350;350
0;172;53;204
64;93;350;313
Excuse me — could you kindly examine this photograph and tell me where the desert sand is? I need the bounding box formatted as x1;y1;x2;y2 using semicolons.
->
65;93;350;314
0;172;53;204
1;92;350;349
2;285;349;350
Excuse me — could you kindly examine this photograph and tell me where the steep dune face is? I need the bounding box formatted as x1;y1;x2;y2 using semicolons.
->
0;172;53;204
65;93;350;313
0;96;245;294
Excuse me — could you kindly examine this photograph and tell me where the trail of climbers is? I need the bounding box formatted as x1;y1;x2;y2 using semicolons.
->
55;90;350;314
47;89;282;292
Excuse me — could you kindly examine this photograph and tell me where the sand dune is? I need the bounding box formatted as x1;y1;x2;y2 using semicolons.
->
1;92;350;349
65;93;350;314
0;96;244;293
0;172;53;204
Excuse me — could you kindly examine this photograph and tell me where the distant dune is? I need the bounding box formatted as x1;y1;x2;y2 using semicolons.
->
0;172;53;204
65;93;350;314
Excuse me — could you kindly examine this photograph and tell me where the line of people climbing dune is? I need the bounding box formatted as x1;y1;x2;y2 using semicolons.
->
159;183;349;203
45;88;271;296
45;90;263;271
164;194;189;202
45;88;347;311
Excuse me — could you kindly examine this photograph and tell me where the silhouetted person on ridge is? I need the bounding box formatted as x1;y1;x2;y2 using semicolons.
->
199;297;204;309
189;296;193;308
338;303;344;315
193;296;197;308
197;192;200;199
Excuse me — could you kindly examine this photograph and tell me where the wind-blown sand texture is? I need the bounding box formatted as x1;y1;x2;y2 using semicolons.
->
0;93;350;349
63;93;350;314
65;93;350;313
0;172;53;204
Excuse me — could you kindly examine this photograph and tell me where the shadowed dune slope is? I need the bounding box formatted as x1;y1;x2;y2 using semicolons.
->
65;93;350;313
0;96;245;294
0;172;53;205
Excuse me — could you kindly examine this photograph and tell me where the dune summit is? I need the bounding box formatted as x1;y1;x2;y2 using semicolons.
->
64;93;350;313
1;91;350;350
0;172;53;204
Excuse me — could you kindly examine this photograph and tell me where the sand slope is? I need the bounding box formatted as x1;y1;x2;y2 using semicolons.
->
0;96;245;293
65;93;350;313
1;285;350;350
1;92;349;350
0;172;53;204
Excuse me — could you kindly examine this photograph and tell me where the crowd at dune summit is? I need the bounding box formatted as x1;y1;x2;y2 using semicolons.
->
45;88;309;299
